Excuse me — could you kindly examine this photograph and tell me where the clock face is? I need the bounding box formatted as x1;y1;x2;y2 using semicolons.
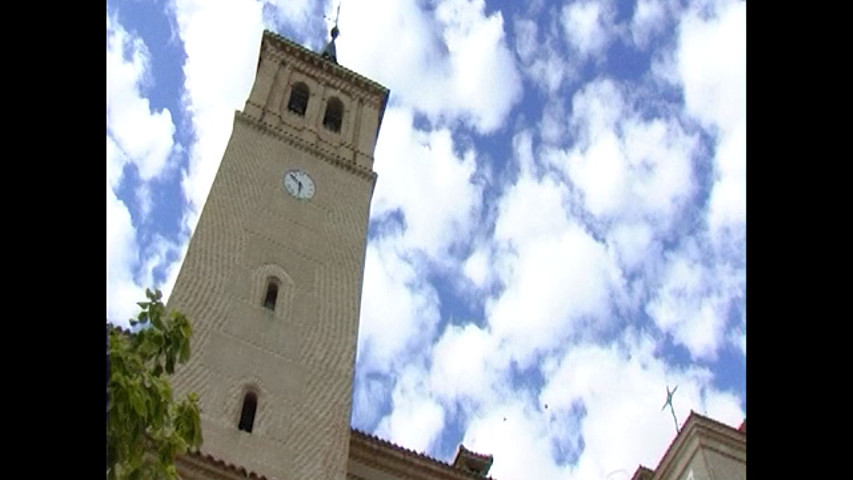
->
282;169;315;200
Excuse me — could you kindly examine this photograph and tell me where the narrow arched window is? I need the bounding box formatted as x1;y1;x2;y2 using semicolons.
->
238;392;257;433
263;281;279;311
323;97;343;133
287;82;309;116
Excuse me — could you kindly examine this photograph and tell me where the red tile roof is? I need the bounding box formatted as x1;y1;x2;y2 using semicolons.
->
453;443;494;475
180;432;496;480
178;449;276;480
351;428;496;479
457;444;493;460
631;465;654;480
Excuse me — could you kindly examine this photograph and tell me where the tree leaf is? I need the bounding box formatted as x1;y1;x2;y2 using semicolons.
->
108;288;201;480
130;390;146;418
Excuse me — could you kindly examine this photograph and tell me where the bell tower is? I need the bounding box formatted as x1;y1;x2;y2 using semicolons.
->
168;29;388;480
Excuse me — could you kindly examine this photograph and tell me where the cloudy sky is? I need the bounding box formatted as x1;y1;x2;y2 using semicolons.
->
106;0;745;478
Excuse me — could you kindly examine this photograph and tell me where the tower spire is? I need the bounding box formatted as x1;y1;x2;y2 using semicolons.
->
321;1;342;63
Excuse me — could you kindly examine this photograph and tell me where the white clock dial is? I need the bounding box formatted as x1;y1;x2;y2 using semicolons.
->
282;169;315;200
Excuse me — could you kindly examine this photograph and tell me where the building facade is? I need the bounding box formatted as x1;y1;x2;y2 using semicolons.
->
631;413;746;480
166;29;493;480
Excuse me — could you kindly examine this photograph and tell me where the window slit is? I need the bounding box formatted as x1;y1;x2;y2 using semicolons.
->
264;282;278;311
238;392;257;433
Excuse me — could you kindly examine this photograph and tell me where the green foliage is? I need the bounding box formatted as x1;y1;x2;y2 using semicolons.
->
107;289;202;480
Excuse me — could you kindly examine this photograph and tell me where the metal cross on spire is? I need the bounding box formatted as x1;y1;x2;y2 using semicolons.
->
661;385;679;435
332;1;341;28
321;1;342;63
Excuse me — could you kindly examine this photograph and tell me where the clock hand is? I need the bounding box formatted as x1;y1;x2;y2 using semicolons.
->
297;180;302;193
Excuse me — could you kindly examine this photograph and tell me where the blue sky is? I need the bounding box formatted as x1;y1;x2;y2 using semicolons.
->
106;0;746;478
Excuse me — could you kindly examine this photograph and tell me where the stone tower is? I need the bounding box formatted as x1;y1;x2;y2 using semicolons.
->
168;29;389;480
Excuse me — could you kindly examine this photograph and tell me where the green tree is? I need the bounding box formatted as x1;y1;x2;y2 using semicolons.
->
107;288;202;480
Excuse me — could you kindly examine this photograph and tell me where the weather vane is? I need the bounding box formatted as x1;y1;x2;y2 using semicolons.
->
331;0;341;28
321;1;342;63
662;385;679;434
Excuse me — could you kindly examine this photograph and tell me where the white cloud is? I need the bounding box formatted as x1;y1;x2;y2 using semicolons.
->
352;372;392;429
551;79;698;227
677;0;745;133
106;136;128;203
338;0;443;104
514;17;538;65
568;78;625;143
535;71;739;364
106;13;176;185
159;233;189;304
463;399;564;480
512;129;537;175
565;128;629;217
266;0;314;32
540;333;745;480
613;0;747;363
462;246;491;289
539;99;571;147
707;119;745;247
561;0;618;61
136;233;188;303
107;183;144;327
429;323;503;403
493;165;569;247
357;235;441;370
372;107;483;258
630;0;669;49
107;12;178;325
171;0;264;232
107;2;747;478
489;223;621;368
648;40;680;87
434;0;523;132
607;221;657;275
134;184;154;219
488;170;623;368
645;246;744;361
728;324;746;357
621;118;697;219
513;16;574;96
376;363;446;454
676;0;745;250
338;0;522;133
392;324;745;480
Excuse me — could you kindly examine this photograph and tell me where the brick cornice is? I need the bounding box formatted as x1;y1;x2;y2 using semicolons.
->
262;30;389;108
349;429;495;480
176;450;276;480
235;110;378;185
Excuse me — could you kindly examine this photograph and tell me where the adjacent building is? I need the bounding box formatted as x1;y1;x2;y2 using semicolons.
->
630;412;746;480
